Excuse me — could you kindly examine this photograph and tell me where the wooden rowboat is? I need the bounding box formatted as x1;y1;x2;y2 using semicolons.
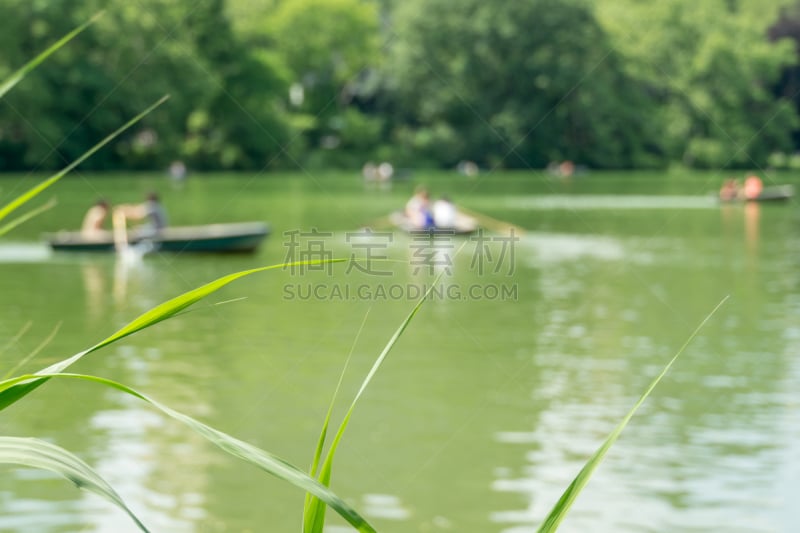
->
45;222;270;253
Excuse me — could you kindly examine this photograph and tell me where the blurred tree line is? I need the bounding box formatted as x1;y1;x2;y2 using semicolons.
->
2;0;800;171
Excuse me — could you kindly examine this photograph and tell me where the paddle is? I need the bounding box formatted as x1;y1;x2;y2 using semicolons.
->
456;205;525;235
112;209;129;252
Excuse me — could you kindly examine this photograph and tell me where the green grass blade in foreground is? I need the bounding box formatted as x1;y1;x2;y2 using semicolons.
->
0;95;168;224
304;271;448;533
0;322;32;362
2;322;61;380
0;13;102;99
0;436;148;532
0;198;57;237
18;373;376;533
537;295;730;533
304;309;371;532
0;259;346;411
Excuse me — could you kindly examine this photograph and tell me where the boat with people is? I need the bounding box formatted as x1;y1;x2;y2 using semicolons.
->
391;186;480;235
718;184;794;203
45;221;270;253
718;175;794;203
388;210;479;235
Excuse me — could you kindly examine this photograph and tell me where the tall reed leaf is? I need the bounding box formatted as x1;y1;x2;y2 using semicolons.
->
0;13;102;99
0;198;57;237
0;95;168;225
304;271;448;533
0;436;148;532
536;296;729;533
303;310;370;527
8;373;376;533
0;260;346;411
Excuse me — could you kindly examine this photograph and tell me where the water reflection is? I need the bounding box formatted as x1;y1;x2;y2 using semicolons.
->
487;220;798;532
79;252;160;322
80;394;210;533
82;344;219;532
82;262;108;323
744;202;760;265
361;493;411;521
720;202;761;268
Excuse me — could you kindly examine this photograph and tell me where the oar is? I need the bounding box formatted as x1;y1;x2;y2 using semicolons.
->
112;209;129;252
456;205;525;235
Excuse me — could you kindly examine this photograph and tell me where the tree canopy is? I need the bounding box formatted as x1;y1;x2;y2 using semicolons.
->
1;0;799;172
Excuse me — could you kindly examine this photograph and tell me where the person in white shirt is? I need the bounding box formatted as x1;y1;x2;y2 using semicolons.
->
433;196;457;228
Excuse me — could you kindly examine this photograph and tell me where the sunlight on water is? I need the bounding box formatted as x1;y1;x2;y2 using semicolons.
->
0;243;51;263
361;493;411;521
518;232;630;263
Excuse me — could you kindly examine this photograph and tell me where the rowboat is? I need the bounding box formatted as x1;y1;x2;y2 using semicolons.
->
719;184;795;203
45;222;270;253
388;211;479;235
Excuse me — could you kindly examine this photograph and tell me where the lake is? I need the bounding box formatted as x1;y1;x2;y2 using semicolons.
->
0;170;798;532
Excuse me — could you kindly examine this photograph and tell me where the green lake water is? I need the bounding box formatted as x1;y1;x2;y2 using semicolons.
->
0;170;798;532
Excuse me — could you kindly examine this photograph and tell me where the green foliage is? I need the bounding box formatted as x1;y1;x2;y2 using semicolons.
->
0;0;291;171
268;0;380;85
595;0;798;168
3;1;800;168
258;0;383;160
383;0;665;169
0;95;167;233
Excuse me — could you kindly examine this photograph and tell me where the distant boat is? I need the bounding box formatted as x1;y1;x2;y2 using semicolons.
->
388;211;479;235
45;222;270;253
719;184;795;203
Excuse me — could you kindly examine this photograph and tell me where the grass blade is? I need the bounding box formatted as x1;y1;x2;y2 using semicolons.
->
0;13;102;99
0;259;346;411
304;309;371;532
0;95;169;225
0;198;57;237
88;259;345;354
13;373;376;533
304;271;448;533
0;321;32;362
0;436;148;532
536;295;729;533
2;322;61;380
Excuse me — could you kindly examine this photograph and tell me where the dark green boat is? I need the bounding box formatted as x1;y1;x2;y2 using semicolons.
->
46;222;270;253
